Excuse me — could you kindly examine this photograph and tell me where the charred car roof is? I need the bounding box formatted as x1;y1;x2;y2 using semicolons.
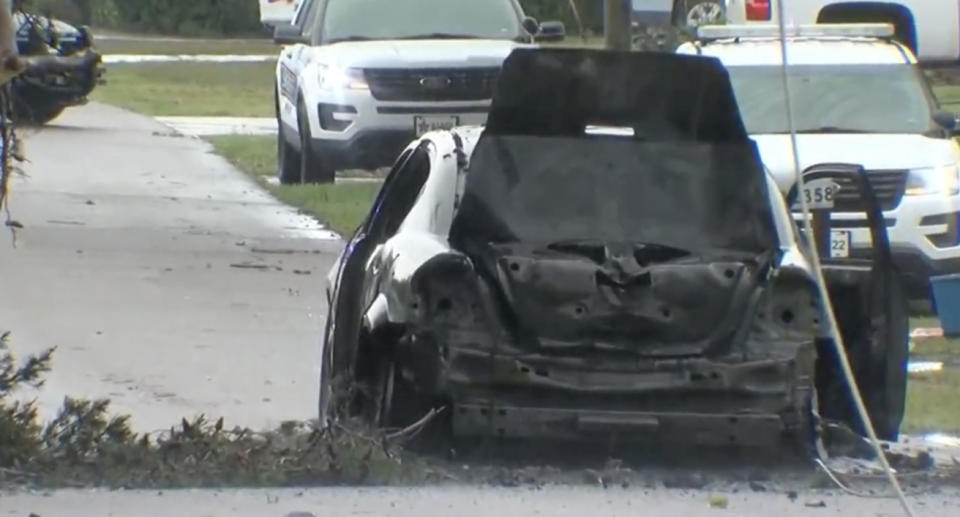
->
450;48;778;257
482;48;749;141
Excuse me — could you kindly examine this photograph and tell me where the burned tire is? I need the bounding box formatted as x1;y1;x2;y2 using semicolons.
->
297;99;336;185
817;276;909;442
867;278;909;441
317;313;336;428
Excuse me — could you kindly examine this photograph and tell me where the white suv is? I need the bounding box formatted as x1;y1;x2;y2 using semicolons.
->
273;0;558;185
678;24;960;299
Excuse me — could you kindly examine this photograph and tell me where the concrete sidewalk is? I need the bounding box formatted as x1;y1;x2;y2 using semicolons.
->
0;102;340;433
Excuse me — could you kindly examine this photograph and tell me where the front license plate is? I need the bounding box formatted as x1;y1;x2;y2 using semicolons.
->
414;115;459;136
830;230;851;258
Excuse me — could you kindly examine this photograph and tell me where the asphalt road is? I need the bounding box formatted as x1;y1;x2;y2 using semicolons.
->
0;103;341;433
4;485;958;517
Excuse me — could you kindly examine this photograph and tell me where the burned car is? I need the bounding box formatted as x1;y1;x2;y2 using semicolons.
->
10;9;104;125
320;48;909;451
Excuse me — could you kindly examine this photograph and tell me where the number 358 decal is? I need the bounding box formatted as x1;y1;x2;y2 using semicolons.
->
795;179;843;210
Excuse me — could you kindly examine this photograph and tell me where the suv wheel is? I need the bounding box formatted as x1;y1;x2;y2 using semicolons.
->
297;100;336;184
676;0;724;27
277;121;302;185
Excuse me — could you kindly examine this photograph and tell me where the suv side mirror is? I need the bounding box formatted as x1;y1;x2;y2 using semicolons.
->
521;16;540;37
934;109;960;136
536;20;567;42
273;24;307;45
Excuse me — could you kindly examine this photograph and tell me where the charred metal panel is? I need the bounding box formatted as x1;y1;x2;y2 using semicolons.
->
484;48;748;142
452;405;787;446
451;136;778;256
493;251;756;354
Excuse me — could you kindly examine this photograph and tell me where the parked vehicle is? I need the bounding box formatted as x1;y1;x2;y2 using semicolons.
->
259;0;299;29
320;47;910;449
272;0;563;184
11;10;104;125
678;23;960;301
724;0;959;63
630;0;725;27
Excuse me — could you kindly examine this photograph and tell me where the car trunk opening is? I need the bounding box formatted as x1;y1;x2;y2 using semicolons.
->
449;135;778;357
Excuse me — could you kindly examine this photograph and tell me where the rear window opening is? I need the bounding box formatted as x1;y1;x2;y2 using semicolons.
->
585;125;635;137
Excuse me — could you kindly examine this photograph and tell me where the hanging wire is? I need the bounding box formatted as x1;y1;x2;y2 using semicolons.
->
771;2;917;516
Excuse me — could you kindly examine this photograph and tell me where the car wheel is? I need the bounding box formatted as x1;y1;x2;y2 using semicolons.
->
868;279;910;441
277;121;302;185
369;357;397;428
318;313;336;428
297;100;336;185
679;0;724;27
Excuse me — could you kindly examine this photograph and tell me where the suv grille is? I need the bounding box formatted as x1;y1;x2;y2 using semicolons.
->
364;67;500;102
832;170;908;211
794;170;908;212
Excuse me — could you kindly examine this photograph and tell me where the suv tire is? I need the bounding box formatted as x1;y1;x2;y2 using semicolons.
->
675;0;724;27
276;88;301;185
277;122;302;185
297;99;336;184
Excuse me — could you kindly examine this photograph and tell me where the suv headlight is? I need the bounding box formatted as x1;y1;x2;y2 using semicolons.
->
318;65;368;91
905;165;960;196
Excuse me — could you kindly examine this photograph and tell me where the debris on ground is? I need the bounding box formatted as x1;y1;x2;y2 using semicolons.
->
707;493;728;509
0;333;427;489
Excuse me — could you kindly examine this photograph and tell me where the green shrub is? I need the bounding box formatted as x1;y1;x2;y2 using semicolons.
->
20;0;262;36
110;0;262;36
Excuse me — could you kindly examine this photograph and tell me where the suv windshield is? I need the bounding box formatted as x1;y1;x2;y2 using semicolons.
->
321;0;522;43
726;64;936;135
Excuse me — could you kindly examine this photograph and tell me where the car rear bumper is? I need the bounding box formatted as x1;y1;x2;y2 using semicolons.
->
452;404;792;446
415;344;815;445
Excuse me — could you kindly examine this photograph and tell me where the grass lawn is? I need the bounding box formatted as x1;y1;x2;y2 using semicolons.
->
208;135;380;236
91;62;277;117
933;84;960;110
96;36;281;56
904;371;960;434
903;315;960;433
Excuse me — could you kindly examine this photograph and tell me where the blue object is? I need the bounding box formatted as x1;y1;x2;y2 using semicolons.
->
931;273;960;337
13;12;86;56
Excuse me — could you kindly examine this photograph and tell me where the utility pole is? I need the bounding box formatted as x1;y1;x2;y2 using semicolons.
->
604;0;632;50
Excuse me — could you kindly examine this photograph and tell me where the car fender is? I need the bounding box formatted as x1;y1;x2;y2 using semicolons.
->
375;232;466;326
276;44;320;133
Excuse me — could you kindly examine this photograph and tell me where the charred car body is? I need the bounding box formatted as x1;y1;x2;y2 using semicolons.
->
11;9;104;125
322;48;909;451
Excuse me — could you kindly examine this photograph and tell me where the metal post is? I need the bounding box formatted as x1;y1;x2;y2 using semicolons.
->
0;0;15;58
604;0;632;50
